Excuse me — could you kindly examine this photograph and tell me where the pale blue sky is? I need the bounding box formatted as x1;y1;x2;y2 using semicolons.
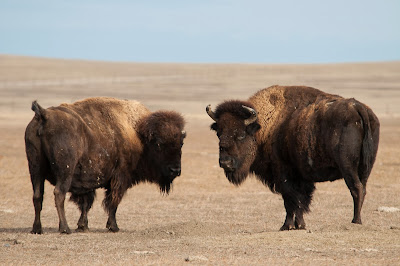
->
0;0;399;63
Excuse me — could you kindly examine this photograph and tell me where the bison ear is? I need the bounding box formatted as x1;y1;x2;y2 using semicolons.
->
210;123;218;131
246;122;260;135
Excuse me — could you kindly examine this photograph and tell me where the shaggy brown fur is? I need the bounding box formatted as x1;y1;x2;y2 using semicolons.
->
208;85;379;230
25;97;186;234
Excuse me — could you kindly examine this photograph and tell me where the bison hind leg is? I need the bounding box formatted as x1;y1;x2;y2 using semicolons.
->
52;163;77;234
30;168;46;234
26;140;48;234
342;171;365;225
337;124;367;224
70;191;96;232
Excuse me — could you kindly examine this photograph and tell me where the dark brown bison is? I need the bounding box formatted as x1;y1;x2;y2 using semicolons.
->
25;97;186;234
207;85;379;230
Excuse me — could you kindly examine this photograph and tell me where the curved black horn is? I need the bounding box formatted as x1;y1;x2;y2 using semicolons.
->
206;104;217;121
242;105;257;125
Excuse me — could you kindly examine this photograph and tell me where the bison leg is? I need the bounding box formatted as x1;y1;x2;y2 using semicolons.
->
54;186;71;234
70;191;95;232
279;180;314;231
106;207;119;232
31;176;45;234
338;124;367;224
280;195;296;231
294;209;306;230
53;170;74;234
103;188;121;232
26;142;47;234
295;181;315;230
281;203;308;230
343;174;365;224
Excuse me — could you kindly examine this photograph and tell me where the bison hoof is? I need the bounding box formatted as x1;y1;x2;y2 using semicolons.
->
279;224;295;231
106;220;119;232
295;225;306;230
107;226;119;233
31;223;42;234
351;219;362;225
31;228;42;234
295;221;306;230
59;227;71;234
76;226;89;232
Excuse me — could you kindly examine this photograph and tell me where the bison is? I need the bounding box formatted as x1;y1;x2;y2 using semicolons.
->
207;85;379;230
25;97;186;234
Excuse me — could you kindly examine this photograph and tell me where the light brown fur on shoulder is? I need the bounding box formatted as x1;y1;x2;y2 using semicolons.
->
249;85;340;144
61;97;150;130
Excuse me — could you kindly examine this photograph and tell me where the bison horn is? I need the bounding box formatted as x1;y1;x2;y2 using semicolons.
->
206;104;217;121
242;105;257;125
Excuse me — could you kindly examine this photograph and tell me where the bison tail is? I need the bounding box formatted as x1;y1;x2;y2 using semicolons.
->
355;102;374;180
31;100;48;121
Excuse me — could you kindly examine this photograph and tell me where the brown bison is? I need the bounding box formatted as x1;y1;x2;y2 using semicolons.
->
207;85;379;230
25;97;186;234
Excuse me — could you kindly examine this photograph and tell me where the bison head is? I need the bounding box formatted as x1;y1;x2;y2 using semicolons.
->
207;101;260;185
138;111;186;193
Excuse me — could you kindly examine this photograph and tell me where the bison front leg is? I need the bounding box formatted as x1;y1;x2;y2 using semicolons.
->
103;187;124;232
294;181;314;230
70;191;96;232
280;195;296;231
106;207;119;232
281;202;307;230
279;180;314;231
294;209;306;230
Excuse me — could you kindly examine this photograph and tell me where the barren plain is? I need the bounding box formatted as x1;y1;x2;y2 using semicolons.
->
0;55;399;265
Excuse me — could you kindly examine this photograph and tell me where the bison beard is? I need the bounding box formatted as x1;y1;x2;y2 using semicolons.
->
207;85;380;230
224;168;248;186
25;97;185;234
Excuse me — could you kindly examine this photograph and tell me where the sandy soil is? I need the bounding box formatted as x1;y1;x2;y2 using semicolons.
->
0;55;399;265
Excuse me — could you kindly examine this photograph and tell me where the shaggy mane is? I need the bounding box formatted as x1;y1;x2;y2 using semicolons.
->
214;100;258;120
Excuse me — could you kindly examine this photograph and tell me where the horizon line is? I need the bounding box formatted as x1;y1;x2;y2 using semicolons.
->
2;53;400;66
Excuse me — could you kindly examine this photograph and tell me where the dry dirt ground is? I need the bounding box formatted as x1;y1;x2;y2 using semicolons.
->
0;55;399;265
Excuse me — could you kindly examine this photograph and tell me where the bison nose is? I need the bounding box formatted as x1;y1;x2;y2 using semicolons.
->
169;166;181;176
219;157;234;170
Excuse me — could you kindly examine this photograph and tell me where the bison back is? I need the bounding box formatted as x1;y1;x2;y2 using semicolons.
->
25;97;150;191
285;98;378;183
